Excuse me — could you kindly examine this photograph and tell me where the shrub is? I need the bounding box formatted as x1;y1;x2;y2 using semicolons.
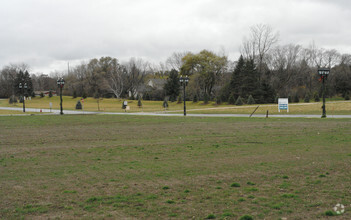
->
228;94;235;105
137;97;142;108
76;100;82;110
345;93;350;100
314;92;320;102
247;95;255;105
163;100;168;109
193;94;198;103
48;91;53;98
40;92;44;98
9;95;18;104
216;96;222;105
73;90;77;98
143;92;151;100
293;94;299;103
235;96;244;105
82;92;87;99
203;93;209;104
304;94;310;103
177;95;182;104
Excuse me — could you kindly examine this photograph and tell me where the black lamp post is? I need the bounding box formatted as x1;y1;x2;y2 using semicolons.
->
318;68;330;118
179;75;189;116
19;82;27;112
57;78;65;115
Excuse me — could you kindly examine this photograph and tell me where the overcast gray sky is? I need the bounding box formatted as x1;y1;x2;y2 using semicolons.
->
0;0;350;74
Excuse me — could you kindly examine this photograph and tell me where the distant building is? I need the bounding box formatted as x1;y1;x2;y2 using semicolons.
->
34;91;57;97
147;79;167;90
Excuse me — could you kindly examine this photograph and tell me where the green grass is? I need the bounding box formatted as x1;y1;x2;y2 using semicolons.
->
0;115;350;219
1;96;350;115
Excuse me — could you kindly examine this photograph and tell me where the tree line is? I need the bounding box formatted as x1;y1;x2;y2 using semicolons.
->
1;24;350;103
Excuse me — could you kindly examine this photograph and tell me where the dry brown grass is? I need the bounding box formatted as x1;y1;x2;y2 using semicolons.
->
0;115;350;219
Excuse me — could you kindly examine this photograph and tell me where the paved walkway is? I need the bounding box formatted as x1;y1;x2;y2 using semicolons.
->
1;107;351;118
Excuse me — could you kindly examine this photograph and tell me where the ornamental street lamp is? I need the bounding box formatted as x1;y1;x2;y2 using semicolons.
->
318;68;330;118
57;78;65;115
19;82;27;112
179;75;189;116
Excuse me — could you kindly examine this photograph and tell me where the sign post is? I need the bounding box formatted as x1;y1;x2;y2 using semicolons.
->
278;98;289;113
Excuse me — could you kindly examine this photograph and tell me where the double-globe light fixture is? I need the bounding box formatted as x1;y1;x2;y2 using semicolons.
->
318;68;330;118
179;75;189;116
18;82;27;112
57;78;65;115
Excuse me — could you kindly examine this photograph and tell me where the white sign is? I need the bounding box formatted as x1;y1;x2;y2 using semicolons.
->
278;98;289;112
49;102;52;108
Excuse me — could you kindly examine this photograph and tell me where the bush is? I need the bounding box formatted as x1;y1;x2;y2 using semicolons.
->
304;94;310;103
228;94;235;105
203;93;209;104
345;93;350;100
73;90;77;98
82;92;87;99
9;95;17;104
48;91;53;98
40;92;44;98
163;100;168;109
314;92;320;102
177;95;182;104
138;97;142;108
247;95;255;105
193;94;198;103
215;96;222;105
293;94;299;103
235;96;244;106
143;92;151;100
76;100;82;110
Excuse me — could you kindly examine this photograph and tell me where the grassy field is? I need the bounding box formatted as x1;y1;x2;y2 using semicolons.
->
0;96;350;115
0;115;350;219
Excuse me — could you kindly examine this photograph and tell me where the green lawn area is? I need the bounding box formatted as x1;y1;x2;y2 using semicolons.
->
0;115;350;219
0;96;350;115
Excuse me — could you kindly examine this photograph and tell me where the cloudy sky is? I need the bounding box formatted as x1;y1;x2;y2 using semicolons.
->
0;0;350;74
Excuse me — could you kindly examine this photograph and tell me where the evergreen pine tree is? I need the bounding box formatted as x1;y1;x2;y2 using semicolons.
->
229;55;245;98
228;94;235;105
49;91;53;98
73;90;77;98
193;94;198;103
235;96;244;105
164;69;180;102
247;95;256;105
304;94;310;103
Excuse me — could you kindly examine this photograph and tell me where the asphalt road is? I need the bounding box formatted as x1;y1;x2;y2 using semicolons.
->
1;107;351;118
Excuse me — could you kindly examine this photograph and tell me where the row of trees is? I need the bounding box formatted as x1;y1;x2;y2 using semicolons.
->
1;24;350;102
